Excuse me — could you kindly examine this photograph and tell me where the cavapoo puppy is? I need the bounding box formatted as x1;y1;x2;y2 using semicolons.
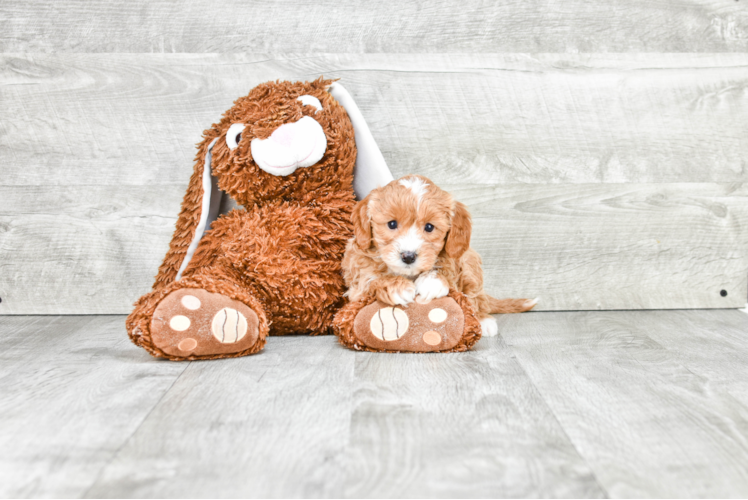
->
342;175;537;337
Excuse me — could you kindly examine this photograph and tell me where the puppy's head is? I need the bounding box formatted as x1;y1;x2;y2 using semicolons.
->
352;175;472;277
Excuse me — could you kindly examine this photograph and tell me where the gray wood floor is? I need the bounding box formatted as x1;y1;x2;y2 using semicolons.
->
2;309;748;498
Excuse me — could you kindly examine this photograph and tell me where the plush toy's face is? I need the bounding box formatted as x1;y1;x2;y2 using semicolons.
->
207;78;356;206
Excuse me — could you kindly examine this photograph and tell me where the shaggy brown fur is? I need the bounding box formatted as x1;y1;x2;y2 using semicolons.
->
126;78;357;360
342;175;536;328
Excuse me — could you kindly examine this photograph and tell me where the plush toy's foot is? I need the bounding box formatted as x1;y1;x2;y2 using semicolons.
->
334;290;482;353
150;288;262;359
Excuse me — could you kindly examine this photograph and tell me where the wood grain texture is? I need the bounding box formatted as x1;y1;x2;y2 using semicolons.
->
4;310;748;497
0;186;180;314
1;182;744;313
1;0;747;53
0;315;186;498
452;182;748;310
3;53;748;186
640;309;748;405
1;53;747;313
500;309;748;497
84;336;603;498
340;341;604;498
84;335;357;498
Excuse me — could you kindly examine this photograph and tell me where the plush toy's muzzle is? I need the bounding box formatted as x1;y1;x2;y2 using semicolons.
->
250;115;328;176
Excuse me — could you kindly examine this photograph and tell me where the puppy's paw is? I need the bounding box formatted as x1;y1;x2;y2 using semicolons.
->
379;281;416;306
480;316;499;337
391;285;416;306
414;272;449;303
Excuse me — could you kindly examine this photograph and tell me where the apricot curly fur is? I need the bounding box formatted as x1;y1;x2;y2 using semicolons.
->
333;290;482;353
127;77;357;359
343;175;536;318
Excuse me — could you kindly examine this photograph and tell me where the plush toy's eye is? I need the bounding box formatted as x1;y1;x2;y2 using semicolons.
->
226;123;246;150
297;95;323;112
425;223;434;232
388;220;398;230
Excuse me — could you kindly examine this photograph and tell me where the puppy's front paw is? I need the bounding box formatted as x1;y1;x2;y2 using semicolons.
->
480;316;499;337
374;279;416;306
415;272;449;303
390;283;416;306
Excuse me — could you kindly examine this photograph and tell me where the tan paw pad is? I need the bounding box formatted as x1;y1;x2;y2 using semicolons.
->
370;306;409;341
428;307;447;323
178;338;198;352
181;295;201;310
169;315;191;331
422;330;442;346
211;308;249;343
150;288;261;358
353;296;465;352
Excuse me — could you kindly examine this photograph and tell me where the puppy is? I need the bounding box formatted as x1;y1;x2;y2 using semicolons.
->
342;175;537;337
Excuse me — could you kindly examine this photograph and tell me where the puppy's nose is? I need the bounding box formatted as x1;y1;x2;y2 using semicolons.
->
401;251;417;265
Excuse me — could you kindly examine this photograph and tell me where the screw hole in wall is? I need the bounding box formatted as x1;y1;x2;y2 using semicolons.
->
720;290;728;297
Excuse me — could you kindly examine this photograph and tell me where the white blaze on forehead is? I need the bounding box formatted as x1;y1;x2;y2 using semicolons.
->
399;177;429;207
396;225;423;253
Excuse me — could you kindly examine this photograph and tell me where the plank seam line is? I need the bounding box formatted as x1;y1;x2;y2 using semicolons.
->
502;334;610;498
80;360;192;497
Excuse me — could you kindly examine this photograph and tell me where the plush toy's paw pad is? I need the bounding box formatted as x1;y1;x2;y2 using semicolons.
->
353;297;465;352
151;289;261;358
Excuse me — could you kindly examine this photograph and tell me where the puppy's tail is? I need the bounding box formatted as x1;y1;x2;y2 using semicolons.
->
485;295;538;314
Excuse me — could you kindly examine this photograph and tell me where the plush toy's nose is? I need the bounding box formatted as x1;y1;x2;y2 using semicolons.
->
251;116;327;176
268;124;298;148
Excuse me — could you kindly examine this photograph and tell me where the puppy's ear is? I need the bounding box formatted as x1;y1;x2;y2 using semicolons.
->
445;201;472;259
351;195;373;250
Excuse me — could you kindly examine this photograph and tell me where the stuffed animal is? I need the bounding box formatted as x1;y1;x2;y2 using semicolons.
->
126;78;393;360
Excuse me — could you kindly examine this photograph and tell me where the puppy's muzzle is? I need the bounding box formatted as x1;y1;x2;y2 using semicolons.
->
401;251;417;265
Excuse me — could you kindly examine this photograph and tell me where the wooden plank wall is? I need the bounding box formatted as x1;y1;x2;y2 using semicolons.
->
0;3;747;314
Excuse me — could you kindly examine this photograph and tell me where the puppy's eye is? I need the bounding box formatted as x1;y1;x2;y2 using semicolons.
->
226;123;246;151
387;220;398;230
297;95;323;112
425;223;434;232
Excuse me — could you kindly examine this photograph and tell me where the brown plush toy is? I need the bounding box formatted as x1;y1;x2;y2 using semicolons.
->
333;290;484;353
126;78;394;360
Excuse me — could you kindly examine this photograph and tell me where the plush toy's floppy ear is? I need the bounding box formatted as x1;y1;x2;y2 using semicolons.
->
351;195;373;250
328;83;394;200
153;137;224;289
445;201;472;259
